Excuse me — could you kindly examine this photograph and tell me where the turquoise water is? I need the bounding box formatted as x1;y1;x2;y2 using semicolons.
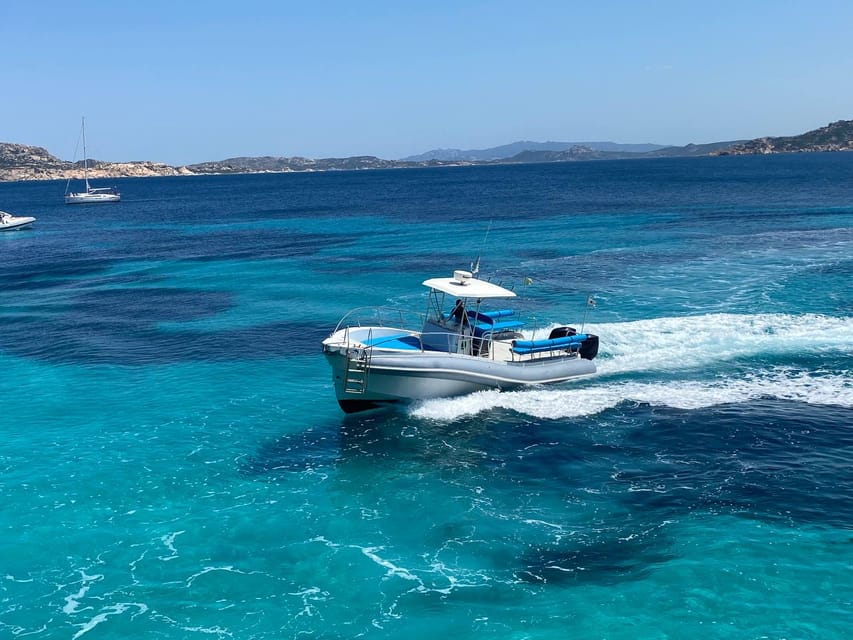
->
1;155;852;638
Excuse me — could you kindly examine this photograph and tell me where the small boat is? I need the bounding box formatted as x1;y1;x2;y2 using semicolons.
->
0;210;36;231
64;186;120;205
322;268;599;413
64;117;121;204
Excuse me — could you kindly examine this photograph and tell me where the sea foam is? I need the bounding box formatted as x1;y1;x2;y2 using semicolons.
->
411;370;852;421
569;312;852;374
412;313;852;421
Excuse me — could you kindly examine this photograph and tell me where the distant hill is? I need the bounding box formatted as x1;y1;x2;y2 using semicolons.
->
645;140;747;157
2;119;852;183
0;143;67;180
503;145;616;163
0;142;189;181
402;140;666;162
716;120;853;155
184;155;456;174
501;140;747;163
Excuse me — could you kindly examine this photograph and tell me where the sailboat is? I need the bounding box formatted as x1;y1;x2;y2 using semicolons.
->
64;117;121;204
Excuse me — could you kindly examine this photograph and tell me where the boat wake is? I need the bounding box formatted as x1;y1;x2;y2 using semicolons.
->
411;312;853;421
567;312;851;375
410;370;852;421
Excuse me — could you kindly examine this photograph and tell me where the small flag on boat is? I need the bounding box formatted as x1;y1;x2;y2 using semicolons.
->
587;295;596;307
523;277;533;285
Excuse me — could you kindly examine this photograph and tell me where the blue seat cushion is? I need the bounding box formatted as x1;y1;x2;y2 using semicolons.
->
511;334;588;355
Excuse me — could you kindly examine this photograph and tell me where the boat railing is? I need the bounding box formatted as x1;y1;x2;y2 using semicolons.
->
346;328;509;360
360;330;458;353
332;306;426;334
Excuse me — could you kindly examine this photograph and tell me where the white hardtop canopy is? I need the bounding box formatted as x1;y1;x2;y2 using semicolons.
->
422;270;517;299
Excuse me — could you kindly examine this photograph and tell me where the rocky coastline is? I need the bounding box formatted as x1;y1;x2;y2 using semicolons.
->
0;142;468;183
714;119;853;155
0;143;194;182
2;119;851;183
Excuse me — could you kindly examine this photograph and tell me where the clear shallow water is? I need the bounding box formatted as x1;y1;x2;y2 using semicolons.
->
1;154;852;638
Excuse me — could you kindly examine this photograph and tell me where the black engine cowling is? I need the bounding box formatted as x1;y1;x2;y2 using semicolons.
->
548;326;576;339
548;326;598;360
578;334;599;360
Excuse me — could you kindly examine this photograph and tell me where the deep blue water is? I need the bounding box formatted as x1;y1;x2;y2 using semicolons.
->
1;154;852;639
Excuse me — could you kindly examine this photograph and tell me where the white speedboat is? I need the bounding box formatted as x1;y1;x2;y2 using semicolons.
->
0;210;36;231
64;117;121;204
322;269;599;413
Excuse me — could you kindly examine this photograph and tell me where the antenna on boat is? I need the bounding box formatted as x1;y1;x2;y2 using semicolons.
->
64;117;85;196
470;220;493;277
580;295;596;333
81;116;90;192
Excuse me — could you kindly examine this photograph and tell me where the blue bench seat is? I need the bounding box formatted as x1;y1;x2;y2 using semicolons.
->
511;334;588;355
467;309;525;337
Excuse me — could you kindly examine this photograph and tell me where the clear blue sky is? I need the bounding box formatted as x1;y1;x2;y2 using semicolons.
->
2;0;852;165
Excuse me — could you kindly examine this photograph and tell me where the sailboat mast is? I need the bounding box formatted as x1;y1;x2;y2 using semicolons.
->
81;116;90;192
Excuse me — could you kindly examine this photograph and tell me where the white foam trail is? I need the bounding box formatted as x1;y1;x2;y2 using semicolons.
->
179;625;233;636
360;546;420;582
588;313;852;374
63;571;103;615
185;566;249;587
411;369;852;421
158;530;185;561
72;603;148;640
411;313;852;421
287;586;328;620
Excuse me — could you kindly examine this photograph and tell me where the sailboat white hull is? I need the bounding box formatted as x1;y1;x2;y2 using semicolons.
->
64;192;121;204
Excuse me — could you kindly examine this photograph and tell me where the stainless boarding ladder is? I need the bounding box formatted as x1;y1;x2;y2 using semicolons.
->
343;329;371;394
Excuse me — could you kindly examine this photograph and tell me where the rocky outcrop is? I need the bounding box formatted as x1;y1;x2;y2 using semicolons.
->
81;161;193;178
0;142;194;182
0;143;67;181
716;120;853;155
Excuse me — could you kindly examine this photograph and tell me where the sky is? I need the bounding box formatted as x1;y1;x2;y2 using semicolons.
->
2;0;852;165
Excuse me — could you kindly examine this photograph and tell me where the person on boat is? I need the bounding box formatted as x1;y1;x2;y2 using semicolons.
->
449;299;470;327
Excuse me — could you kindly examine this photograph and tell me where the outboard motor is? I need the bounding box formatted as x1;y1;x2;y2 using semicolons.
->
548;326;577;339
549;326;598;360
578;334;599;360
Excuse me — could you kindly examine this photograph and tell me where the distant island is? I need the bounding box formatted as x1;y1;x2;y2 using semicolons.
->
713;119;853;155
2;119;852;183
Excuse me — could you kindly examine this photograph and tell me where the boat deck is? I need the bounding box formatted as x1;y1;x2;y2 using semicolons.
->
361;333;425;350
354;331;576;363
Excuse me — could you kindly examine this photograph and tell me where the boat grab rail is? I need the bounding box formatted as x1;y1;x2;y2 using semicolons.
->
349;330;494;357
331;306;427;335
360;330;456;354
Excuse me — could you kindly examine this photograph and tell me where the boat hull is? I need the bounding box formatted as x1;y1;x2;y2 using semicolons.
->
0;216;36;231
323;345;596;413
65;193;121;204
